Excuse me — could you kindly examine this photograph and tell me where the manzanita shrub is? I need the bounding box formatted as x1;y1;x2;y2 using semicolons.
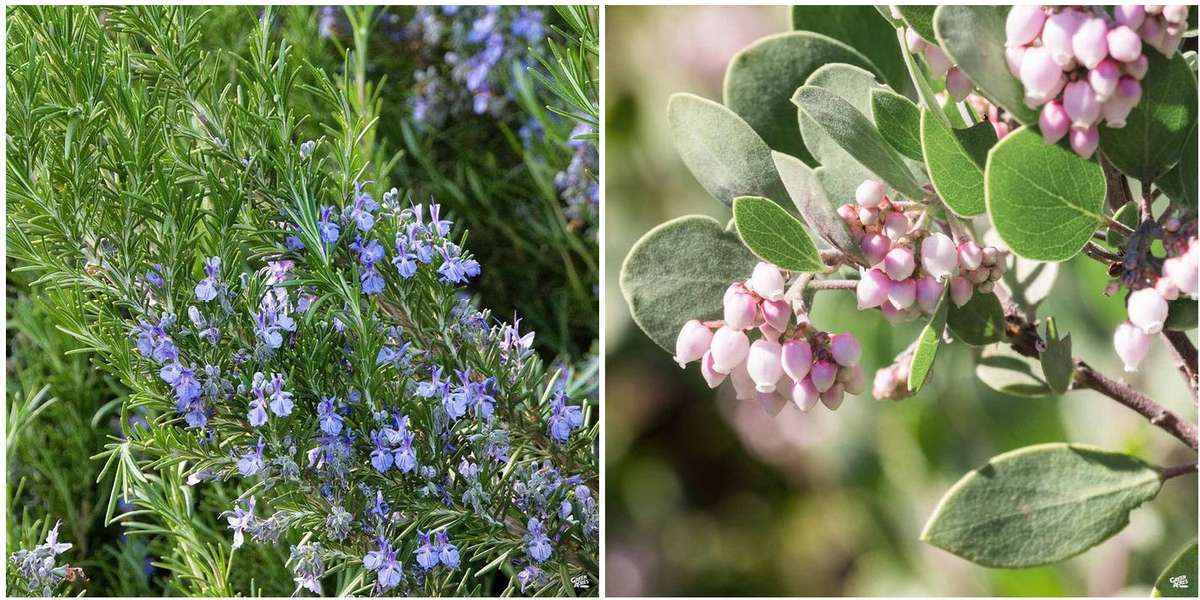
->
621;4;1198;580
8;6;597;596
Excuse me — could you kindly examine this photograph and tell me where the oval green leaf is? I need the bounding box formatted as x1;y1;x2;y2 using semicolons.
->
935;6;1038;125
1156;125;1198;209
1100;50;1198;183
1154;541;1199;597
668;93;789;207
946;291;1005;346
909;288;948;393
620;216;759;351
772;151;869;266
873;89;924;162
1105;202;1140;247
732;196;823;272
897;5;937;43
790;6;908;91
1039;317;1074;394
793;85;925;199
976;344;1054;398
1166;299;1199;331
922;108;997;216
921;443;1164;568
985;126;1107;261
724;32;879;165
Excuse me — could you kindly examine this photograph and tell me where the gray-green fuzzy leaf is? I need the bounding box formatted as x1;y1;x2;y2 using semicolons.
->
668;93;789;207
897;5;937;43
772;151;868;265
732;196;823;272
908;289;948;393
620;216;759;352
793;85;925;199
976;344;1054;397
946;291;1005;346
921;443;1163;568
1100;51;1198;183
935;6;1038;124
922;108;997;216
985;126;1107;261
790;6;908;92
873;89;924;162
1040;317;1073;394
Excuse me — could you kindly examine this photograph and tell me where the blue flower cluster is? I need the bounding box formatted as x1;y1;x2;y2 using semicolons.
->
557;124;600;229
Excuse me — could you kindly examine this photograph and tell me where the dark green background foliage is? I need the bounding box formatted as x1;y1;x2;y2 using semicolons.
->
604;6;1197;596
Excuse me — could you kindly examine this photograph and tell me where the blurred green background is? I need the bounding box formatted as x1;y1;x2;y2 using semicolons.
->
603;6;1198;596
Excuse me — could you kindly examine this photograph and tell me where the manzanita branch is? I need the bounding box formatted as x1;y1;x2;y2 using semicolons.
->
1159;462;1198;480
1162;330;1199;403
1100;155;1133;211
1082;242;1121;264
1073;359;1199;451
807;279;859;291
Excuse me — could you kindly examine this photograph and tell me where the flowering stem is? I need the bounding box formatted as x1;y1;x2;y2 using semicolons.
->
1162;330;1199;403
1073;359;1199;451
807;279;859;291
1160;462;1198;480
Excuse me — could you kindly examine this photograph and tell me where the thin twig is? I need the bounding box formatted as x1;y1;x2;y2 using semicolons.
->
1074;359;1199;450
1160;462;1198;480
1105;216;1136;236
1083;242;1122;264
807;279;859;291
1162;330;1198;403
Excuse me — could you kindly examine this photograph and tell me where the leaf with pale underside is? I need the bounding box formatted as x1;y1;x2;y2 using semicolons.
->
909;289;948;393
772;151;868;266
935;6;1038;125
732;196;823;273
976;344;1054;398
1040;317;1073;394
873;89;924;162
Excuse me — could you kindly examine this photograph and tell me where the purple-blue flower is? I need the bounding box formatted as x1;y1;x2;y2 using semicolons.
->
526;518;552;562
548;391;584;442
194;256;221;302
318;205;340;245
414;531;438;570
435;530;459;569
237;437;266;477
317;397;343;435
226;497;256;549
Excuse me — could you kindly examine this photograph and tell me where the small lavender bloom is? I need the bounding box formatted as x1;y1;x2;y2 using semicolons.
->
265;259;294;285
290;542;326;595
348;183;380;232
237;437;266;477
414;531;439;570
194;256;221;302
518;565;542;592
369;431;394;473
360;267;385;295
526;518;553;562
559;499;573;519
299;140;316;159
548;391;584;442
369;491;390;519
377;549;403;590
363;537;390;571
248;397;268;427
317;397;344;435
318;206;340;245
427;203;452;238
435;530;459;569
325;505;352;541
269;375;294;417
145;264;164;288
511;7;544;42
285;235;305;251
416;366;447;398
436;243;481;284
226;497;256;549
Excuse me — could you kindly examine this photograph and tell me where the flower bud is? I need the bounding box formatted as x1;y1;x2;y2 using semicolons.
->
1139;17;1165;52
1108;25;1144;62
729;362;756;400
758;323;782;342
921;232;959;281
916;275;942;313
1006;45;1027;78
1156;276;1181;301
761;299;791;333
1072;17;1110;69
858;205;880;226
856;179;886;208
883;210;910;239
905;27;927;54
837;203;859;224
724;287;759;330
1114;5;1145;29
862;233;891;265
978;281;994;294
923;44;952;78
857;268;891;310
873;366;900;400
792;377;820;412
1113;320;1152;372
1163;5;1189;23
1164;255;1199;296
747;339;783;393
879;300;908;324
810;360;838;393
949;276;974;307
821;383;845;411
830;333;862;368
781;339;813;382
1089;59;1122;102
1039;100;1071;144
883;247;916;281
968;266;991;284
674;320;713;367
1146;5;1163;16
749;262;785;300
699;351;726;388
957;240;984;270
1043;9;1085;67
1006;5;1046;47
1062;80;1101;128
945;67;972;101
887;277;917;309
710;326;750;374
1021;47;1065;107
1069;125;1099;159
1127;287;1168;334
842;365;867;395
1158;31;1182;56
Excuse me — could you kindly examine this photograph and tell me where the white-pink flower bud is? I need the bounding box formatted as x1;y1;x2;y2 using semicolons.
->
873;366;899;400
724;287;759;330
887;277;917;309
1114;5;1146;30
837;203;859;224
949;276;974;307
1139;15;1166;51
1146;5;1164;16
729;362;756;400
761;299;791;333
1044;9;1085;67
792;376;820;412
1102;77;1142;127
905;27;927;54
1128;287;1169;333
1158;31;1182;56
923;44;952;78
857;268;891;310
856;180;886;208
1108;25;1144;62
883;247;916;281
821;382;845;410
1164;255;1199;296
858;205;880;226
1113;320;1152;372
1163;5;1189;24
1062;80;1101;128
1072;17;1110;69
1020;46;1065;107
749;262;785;300
957;240;983;271
1156;276;1181;301
674;319;713;367
1006;45;1027;78
842;364;867;395
946;67;972;101
810;360;838;393
710;326;750;374
916;275;942;313
781;339;813;383
883;210;910;240
1089;59;1122;102
1039;100;1071;144
1006;5;1047;47
921;232;959;281
700;351;726;388
862;233;891;266
747;339;783;393
830;333;862;368
1069;126;1099;159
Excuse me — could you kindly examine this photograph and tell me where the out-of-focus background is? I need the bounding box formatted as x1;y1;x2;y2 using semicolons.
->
604;6;1198;596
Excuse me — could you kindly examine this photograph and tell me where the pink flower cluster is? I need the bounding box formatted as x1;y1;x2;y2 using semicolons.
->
903;26;973;102
673;262;866;415
840;180;1007;323
872;354;913;402
1113;230;1198;371
1006;5;1188;159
